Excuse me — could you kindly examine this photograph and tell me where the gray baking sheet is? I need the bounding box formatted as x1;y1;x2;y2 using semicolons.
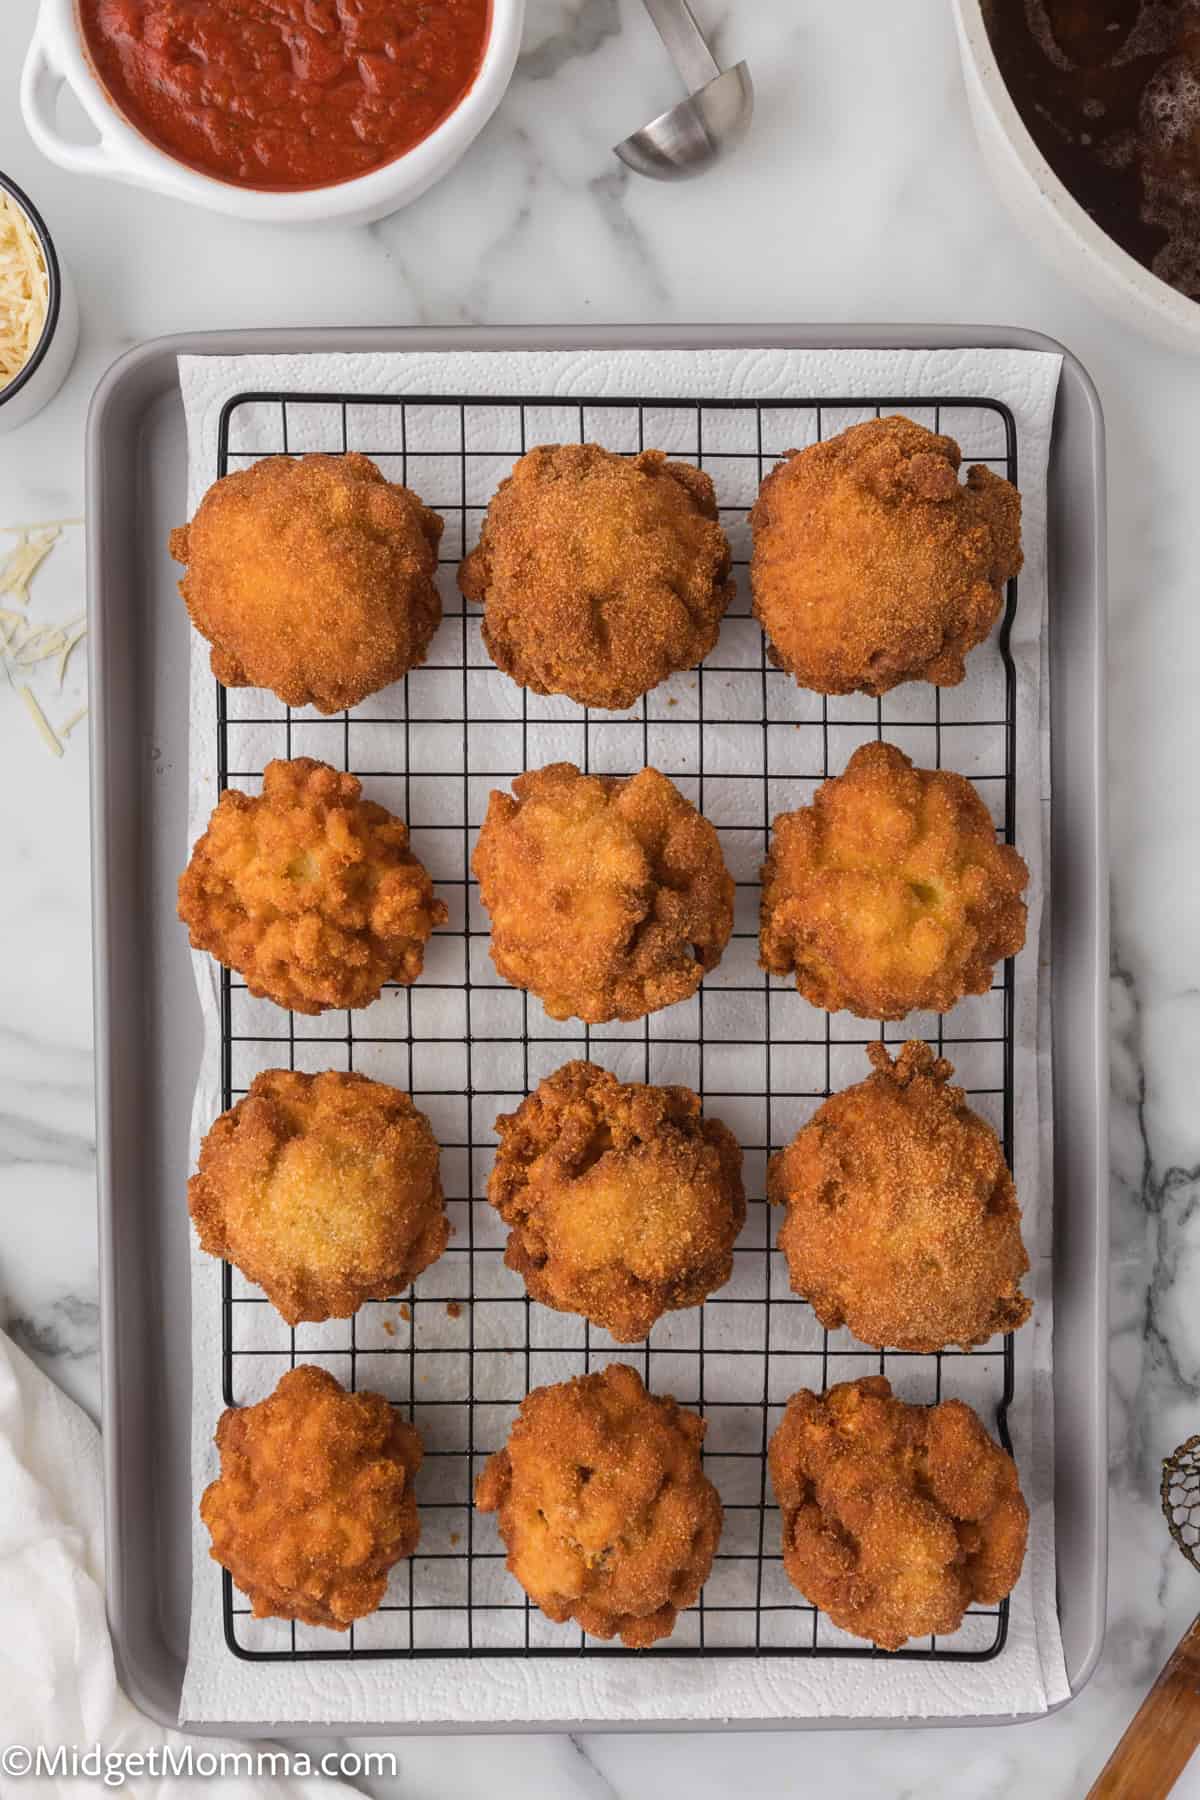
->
85;326;1107;1735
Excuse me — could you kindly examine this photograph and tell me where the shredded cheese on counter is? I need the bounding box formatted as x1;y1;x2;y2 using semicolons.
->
0;525;62;602
0;519;87;756
20;684;62;757
0;192;49;391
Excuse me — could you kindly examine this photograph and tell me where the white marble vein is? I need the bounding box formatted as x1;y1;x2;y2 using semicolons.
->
2;0;1200;1789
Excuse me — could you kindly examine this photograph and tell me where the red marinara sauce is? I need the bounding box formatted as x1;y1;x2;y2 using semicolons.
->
78;0;492;192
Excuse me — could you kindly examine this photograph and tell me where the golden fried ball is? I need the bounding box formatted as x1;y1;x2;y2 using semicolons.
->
489;1060;745;1342
178;757;447;1015
475;1362;722;1647
750;415;1022;696
459;443;733;710
770;1042;1030;1351
759;741;1027;1019
200;1364;422;1629
768;1375;1029;1650
190;1069;449;1326
472;762;734;1024
169;452;444;714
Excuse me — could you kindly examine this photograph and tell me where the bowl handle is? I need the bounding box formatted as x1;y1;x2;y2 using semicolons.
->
20;29;133;178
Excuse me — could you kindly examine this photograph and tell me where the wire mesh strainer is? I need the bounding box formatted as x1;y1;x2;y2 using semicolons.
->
1087;1439;1200;1797
1162;1434;1200;1573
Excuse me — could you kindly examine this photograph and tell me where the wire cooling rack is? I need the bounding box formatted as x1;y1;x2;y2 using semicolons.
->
209;388;1019;1665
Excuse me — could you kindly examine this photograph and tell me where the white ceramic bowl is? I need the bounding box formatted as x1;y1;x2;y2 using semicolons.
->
21;0;525;228
954;0;1200;354
0;172;79;434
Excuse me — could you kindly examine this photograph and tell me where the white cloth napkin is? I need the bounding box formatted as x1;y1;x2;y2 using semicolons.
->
0;1329;348;1795
177;344;1068;1727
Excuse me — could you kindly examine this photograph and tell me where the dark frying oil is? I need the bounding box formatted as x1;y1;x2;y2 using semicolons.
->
984;1;1200;298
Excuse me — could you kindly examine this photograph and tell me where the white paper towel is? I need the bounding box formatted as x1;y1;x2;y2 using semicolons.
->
176;344;1069;1726
0;1327;352;1795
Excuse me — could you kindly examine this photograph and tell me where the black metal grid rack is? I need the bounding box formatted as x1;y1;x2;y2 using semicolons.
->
209;388;1019;1666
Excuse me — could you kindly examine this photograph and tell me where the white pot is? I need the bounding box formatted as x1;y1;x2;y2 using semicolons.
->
0;173;79;435
953;0;1200;354
20;0;525;229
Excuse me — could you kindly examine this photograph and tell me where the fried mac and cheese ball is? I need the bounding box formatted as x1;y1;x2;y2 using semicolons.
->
750;415;1022;696
190;1069;449;1326
459;443;733;710
768;1376;1028;1650
200;1364;422;1629
489;1060;745;1342
769;1042;1030;1352
178;757;447;1015
472;763;734;1023
475;1363;722;1647
759;742;1027;1020
170;452;444;714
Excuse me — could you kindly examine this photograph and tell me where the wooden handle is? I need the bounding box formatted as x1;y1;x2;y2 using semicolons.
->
1088;1614;1200;1799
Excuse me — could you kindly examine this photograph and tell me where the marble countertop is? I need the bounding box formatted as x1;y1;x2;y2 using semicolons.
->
2;1;1198;1793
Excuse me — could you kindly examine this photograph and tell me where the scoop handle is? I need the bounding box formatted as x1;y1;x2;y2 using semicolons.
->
640;0;721;94
1087;1613;1200;1799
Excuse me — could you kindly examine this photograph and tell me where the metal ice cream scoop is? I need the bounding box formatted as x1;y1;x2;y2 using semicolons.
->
613;0;753;181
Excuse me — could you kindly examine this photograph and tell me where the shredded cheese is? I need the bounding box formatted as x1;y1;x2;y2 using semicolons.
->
0;193;49;392
20;683;62;757
56;624;87;689
0;517;86;758
0;526;61;604
15;621;65;659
